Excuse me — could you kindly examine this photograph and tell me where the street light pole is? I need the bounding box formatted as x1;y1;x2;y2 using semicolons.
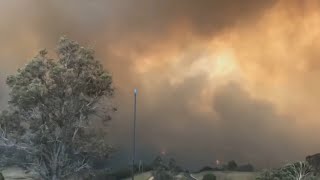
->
132;89;137;180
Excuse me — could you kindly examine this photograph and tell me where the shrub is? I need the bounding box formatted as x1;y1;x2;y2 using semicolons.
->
153;168;173;180
143;164;153;172
111;168;132;179
199;166;214;172
227;160;238;171
237;163;254;172
202;173;216;180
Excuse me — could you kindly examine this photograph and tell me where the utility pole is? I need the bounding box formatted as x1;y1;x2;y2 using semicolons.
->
132;89;137;180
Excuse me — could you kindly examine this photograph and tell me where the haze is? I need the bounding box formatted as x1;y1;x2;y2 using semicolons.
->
0;0;319;170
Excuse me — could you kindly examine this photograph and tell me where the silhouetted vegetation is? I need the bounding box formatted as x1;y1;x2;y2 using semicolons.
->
152;156;182;180
306;153;320;176
236;163;255;172
202;173;216;180
227;160;238;171
198;166;224;173
199;166;214;172
198;161;254;173
110;168;132;179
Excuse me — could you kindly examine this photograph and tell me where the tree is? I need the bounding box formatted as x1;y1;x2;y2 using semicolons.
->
286;161;313;180
152;156;170;180
202;173;216;180
236;163;254;172
306;153;320;176
152;156;165;169
168;158;177;170
152;156;182;180
257;161;315;180
198;166;213;172
0;37;116;180
227;160;237;171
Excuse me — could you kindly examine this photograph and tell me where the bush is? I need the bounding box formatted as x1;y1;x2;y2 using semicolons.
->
111;168;132;179
202;173;216;180
153;168;173;180
143;164;153;172
89;169;116;180
199;166;214;172
236;163;254;172
227;160;238;171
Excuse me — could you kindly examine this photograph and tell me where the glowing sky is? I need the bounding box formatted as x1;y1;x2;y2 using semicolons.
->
0;0;320;169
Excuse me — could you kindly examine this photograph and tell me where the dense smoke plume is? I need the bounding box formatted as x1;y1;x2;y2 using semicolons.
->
0;0;319;169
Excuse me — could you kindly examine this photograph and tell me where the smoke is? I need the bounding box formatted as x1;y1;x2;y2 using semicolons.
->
0;0;320;170
212;83;301;167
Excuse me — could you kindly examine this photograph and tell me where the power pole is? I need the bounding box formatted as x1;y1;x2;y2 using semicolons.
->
132;89;137;180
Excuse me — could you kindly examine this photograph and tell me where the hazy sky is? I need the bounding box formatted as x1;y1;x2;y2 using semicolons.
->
0;0;319;169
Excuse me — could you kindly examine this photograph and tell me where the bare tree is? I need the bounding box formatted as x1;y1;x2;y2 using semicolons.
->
0;37;116;180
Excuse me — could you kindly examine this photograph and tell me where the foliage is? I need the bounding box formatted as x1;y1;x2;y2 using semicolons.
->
111;168;132;179
198;166;214;172
152;156;171;180
152;156;181;180
306;153;320;176
202;173;216;180
237;163;255;172
143;163;153;172
256;161;316;180
153;167;173;180
227;160;238;171
198;163;253;173
0;37;115;180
